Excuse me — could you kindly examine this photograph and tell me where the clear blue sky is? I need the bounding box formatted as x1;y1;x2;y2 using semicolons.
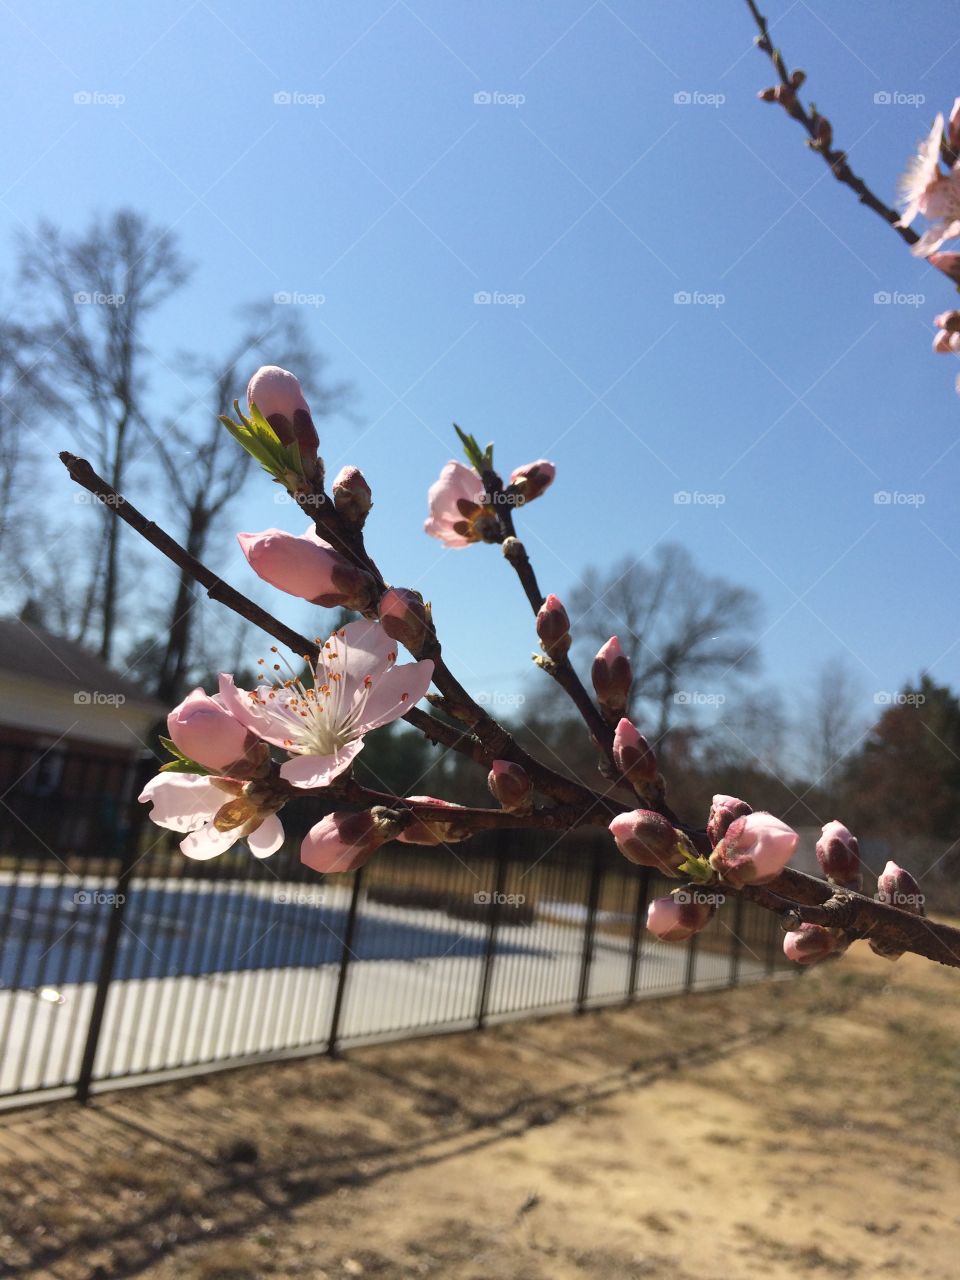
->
3;0;958;725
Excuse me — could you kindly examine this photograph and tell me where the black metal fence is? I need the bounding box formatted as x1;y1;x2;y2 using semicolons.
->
0;742;792;1108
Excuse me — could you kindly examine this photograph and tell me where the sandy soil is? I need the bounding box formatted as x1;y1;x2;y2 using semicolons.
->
2;947;959;1279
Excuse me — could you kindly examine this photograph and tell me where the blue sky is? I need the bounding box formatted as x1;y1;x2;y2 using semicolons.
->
3;0;959;729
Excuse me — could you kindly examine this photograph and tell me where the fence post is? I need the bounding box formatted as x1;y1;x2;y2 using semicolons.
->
327;867;364;1057
76;756;152;1104
626;868;651;1000
764;911;778;977
728;895;745;987
683;929;699;992
576;847;603;1013
476;837;508;1029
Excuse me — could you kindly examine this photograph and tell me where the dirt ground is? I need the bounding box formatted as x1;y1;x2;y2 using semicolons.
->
1;947;959;1280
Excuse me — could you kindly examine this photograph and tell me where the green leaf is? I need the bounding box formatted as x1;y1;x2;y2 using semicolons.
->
220;399;308;485
677;851;714;883
453;423;493;474
158;735;212;776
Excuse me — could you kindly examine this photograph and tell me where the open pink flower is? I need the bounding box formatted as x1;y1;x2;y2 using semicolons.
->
167;687;259;773
424;461;495;548
238;526;374;609
218;621;434;789
139;774;284;860
898;114;960;256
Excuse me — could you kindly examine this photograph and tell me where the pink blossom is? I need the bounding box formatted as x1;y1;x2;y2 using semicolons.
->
608;809;688;875
378;587;429;652
815;820;861;891
612;718;657;786
646;893;715;942
709;812;798;886
536;594;570;658
591;636;632;716
783;923;847;965
218;620;434;789
424;461;494;548
396;796;469;846
930;251;960;284
487;760;532;813
706;794;752;848
238;526;375;610
876;860;925;915
139;774;284;860
897;114;960;256
301;810;389;874
167;687;259;773
509;459;556;503
247;365;319;463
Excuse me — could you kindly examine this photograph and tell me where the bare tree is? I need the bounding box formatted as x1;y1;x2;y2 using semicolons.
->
567;545;762;737
801;655;866;808
18;210;191;661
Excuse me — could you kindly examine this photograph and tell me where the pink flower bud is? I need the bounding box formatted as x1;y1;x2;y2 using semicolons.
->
930;252;960;285
816;820;862;891
876;860;925;915
332;466;372;525
612;718;657;787
934;329;953;353
301;809;395;874
783;923;848;965
487;760;533;813
933;310;960;332
706;794;752;847
247;365;319;467
378;587;429;653
167;687;259;773
238;527;376;610
591;636;632;716
646;892;715;942
709;812;799;886
396;796;470;846
536;594;570;658
608;809;689;875
509;460;556;503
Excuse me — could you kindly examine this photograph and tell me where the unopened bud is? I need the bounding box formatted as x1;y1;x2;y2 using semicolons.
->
509;459;556;504
790;68;807;88
612;718;657;787
333;466;372;526
300;806;401;873
247;365;320;477
608;809;692;876
379;587;429;654
815;820;861;891
487;760;533;813
396;796;470;846
934;310;960;332
876;860;924;915
709;812;799;886
949;96;960;154
758;86;777;102
783;923;848;965
706;794;752;847
536;594;571;658
591;636;632;718
930;252;960;285
646;893;715;942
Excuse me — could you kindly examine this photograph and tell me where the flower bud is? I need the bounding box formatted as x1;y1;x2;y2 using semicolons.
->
790;69;807;89
332;465;372;526
167;688;261;774
612;718;657;787
591;636;632;718
876;860;925;915
247;365;319;474
608;809;691;876
709;812;798;887
536;594;570;659
815;820;862;891
783;923;848;965
933;310;960;332
934;329;953;353
396;796;470;846
758;86;777;102
930;252;960;285
509;460;556;504
487;760;533;813
706;794;752;847
646;893;715;942
949;96;960;154
378;587;429;653
238;527;377;611
300;807;401;874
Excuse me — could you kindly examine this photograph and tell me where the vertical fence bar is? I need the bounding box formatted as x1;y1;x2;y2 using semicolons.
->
626;868;652;1000
75;756;151;1104
728;895;745;987
765;911;778;976
576;847;603;1013
683;929;699;992
327;867;364;1057
476;837;508;1029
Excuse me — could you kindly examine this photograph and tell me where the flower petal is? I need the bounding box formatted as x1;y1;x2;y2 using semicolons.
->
217;673;299;748
247;814;285;858
180;823;240;860
356;660;434;732
279;740;364;789
138;774;226;833
322;619;399;685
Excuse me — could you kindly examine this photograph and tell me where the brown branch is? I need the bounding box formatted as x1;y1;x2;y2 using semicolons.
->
744;0;919;247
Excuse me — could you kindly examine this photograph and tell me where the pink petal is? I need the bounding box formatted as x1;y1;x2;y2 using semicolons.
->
138;775;226;832
324;619;399;684
279;741;364;789
247;814;284;858
180;823;240;860
218;673;296;749
357;660;434;732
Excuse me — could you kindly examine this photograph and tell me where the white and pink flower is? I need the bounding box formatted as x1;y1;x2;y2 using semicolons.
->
139;774;285;860
218;620;434;789
424;461;495;548
898;114;960;256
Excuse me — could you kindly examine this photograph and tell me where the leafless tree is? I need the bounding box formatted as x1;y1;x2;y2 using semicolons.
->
800;655;867;808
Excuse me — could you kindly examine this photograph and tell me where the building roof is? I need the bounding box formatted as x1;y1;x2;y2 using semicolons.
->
0;616;165;711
